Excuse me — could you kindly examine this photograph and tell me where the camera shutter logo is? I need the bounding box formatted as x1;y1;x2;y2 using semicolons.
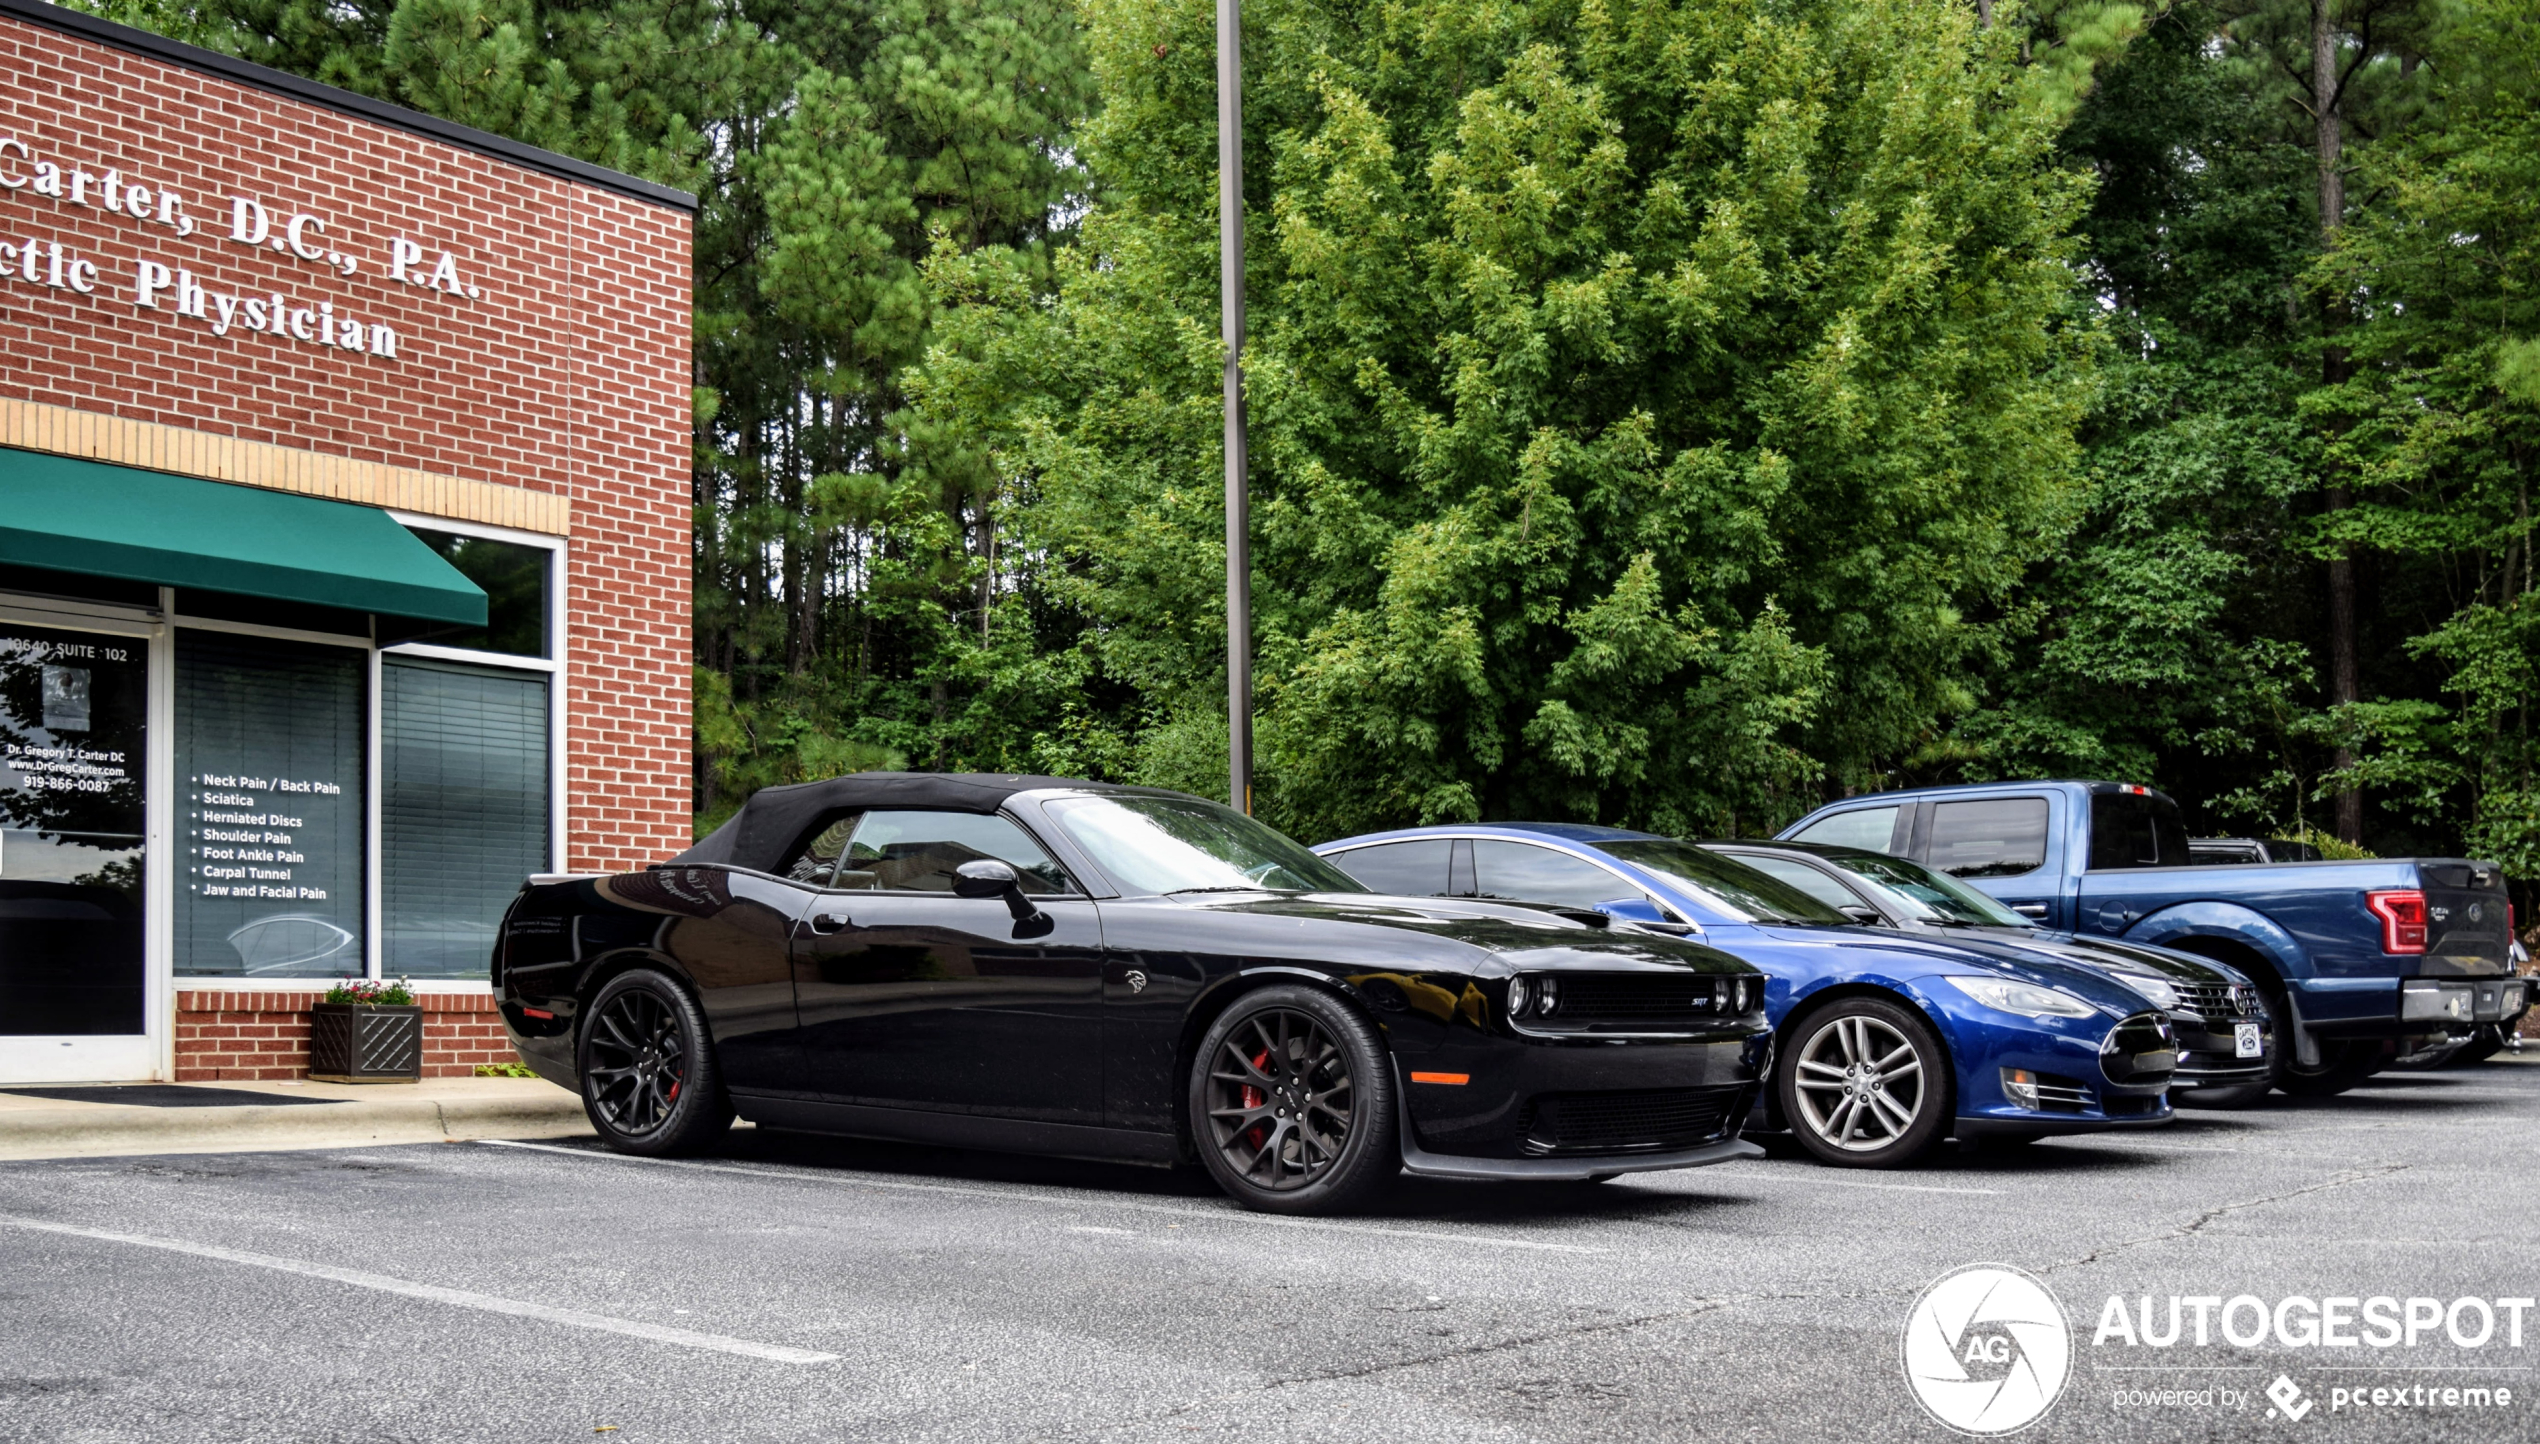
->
1902;1264;2072;1434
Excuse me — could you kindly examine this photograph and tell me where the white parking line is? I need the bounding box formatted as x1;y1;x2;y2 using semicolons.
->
0;1213;839;1366
476;1139;1613;1254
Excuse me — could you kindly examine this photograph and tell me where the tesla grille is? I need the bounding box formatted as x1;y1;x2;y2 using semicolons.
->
2101;1013;2179;1087
1517;1085;1740;1155
2172;981;2247;1019
1538;974;1728;1029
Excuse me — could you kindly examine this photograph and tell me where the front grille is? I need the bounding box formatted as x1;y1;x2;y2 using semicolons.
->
2102;1012;2179;1087
1517;1085;1741;1155
1532;974;1734;1030
2172;981;2246;1019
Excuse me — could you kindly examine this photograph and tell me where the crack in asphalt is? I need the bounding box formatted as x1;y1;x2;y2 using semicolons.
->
1262;1301;1733;1389
2049;1162;2410;1273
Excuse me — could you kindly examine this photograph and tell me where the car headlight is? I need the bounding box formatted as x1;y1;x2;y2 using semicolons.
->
2124;975;2180;1011
1944;975;2101;1019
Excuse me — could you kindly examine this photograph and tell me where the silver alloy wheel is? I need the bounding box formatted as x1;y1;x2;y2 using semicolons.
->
1790;1012;1928;1151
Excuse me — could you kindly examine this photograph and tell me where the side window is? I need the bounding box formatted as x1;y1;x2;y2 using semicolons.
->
1734;855;1864;911
1472;840;1639;909
785;813;861;885
1926;798;2049;879
1326;840;1452;897
1791;806;1901;853
832;810;1076;894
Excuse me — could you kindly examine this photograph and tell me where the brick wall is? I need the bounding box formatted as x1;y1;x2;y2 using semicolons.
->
174;990;519;1081
0;10;694;871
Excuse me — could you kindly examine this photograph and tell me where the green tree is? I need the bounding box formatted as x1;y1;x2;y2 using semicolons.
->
2311;0;2540;873
918;0;2098;840
1954;1;2325;822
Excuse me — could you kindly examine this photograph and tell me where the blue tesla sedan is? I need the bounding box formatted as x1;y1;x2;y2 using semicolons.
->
1313;823;2179;1167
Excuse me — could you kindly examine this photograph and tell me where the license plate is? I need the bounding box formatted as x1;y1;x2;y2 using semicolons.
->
2234;1023;2263;1059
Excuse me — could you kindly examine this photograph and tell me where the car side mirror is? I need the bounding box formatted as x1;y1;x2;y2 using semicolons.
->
1837;904;1881;925
953;859;1053;935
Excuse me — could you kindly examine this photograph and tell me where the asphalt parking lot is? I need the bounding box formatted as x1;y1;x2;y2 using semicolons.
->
2;1060;2536;1444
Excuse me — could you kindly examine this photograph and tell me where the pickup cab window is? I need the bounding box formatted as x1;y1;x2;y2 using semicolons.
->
1790;806;1901;853
1925;798;2049;878
2089;793;2193;870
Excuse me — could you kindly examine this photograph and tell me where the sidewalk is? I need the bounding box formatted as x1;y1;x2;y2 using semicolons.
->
0;1076;593;1161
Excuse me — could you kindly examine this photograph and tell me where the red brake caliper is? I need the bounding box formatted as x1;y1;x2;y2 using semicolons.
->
1240;1048;1271;1150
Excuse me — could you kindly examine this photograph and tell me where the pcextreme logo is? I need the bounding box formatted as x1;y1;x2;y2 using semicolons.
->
1903;1264;2074;1435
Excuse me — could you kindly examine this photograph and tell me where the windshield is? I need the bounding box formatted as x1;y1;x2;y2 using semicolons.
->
1829;852;2032;927
1044;795;1366;896
1598;840;1850;925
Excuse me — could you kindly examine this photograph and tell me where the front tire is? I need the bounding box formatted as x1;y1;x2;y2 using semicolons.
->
1190;985;1399;1215
578;970;734;1157
2270;1037;2381;1098
1777;997;1952;1168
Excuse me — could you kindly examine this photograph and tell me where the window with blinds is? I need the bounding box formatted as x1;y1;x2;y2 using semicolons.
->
174;631;366;977
382;657;549;979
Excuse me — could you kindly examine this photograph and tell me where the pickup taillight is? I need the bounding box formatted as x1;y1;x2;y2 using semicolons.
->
2366;890;2428;954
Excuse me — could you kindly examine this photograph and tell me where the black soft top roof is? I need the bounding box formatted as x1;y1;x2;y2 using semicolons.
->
668;772;1144;874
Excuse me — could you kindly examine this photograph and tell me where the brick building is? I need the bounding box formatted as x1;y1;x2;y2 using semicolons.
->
0;0;693;1082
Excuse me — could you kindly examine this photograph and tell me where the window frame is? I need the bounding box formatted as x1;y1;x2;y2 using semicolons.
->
377;513;564;989
1453;834;1684;924
1790;804;1909;855
1320;838;1455;898
1919;795;2054;881
792;807;1084;898
1722;850;1879;916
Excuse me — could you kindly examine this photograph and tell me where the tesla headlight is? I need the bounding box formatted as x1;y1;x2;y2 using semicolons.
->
1943;975;2100;1019
2123;975;2180;1011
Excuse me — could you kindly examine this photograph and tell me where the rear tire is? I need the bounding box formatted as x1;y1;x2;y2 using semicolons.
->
1190;984;1399;1215
578;970;734;1157
1776;997;1953;1168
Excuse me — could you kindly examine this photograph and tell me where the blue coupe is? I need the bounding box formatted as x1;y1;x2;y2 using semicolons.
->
1313;824;2179;1167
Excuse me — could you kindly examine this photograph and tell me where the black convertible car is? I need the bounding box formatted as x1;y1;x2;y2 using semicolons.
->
496;774;1775;1213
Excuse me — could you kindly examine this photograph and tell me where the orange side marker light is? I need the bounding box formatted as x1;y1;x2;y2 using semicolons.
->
1408;1071;1470;1085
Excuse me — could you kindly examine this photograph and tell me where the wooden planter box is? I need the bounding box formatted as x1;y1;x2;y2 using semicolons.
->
307;1002;424;1083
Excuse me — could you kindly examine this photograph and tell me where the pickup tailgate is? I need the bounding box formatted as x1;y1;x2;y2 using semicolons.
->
2419;862;2512;976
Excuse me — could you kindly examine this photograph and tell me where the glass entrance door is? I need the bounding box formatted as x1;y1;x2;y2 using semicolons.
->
0;617;154;1083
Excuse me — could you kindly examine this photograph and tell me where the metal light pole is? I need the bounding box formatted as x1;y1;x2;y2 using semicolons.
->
1218;0;1252;815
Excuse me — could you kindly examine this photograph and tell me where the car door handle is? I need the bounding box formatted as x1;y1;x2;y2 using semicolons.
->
2013;904;2048;919
807;911;851;935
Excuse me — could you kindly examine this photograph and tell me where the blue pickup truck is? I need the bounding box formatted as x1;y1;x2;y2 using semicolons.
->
1778;780;2527;1096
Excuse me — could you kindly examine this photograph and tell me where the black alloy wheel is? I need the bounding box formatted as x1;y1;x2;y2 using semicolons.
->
1775;995;1953;1168
1190;984;1398;1215
578;970;734;1156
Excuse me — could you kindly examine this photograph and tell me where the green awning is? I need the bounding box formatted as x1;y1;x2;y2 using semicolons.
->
0;450;488;626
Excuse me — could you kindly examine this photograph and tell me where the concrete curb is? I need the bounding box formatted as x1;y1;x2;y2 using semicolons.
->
0;1091;594;1161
